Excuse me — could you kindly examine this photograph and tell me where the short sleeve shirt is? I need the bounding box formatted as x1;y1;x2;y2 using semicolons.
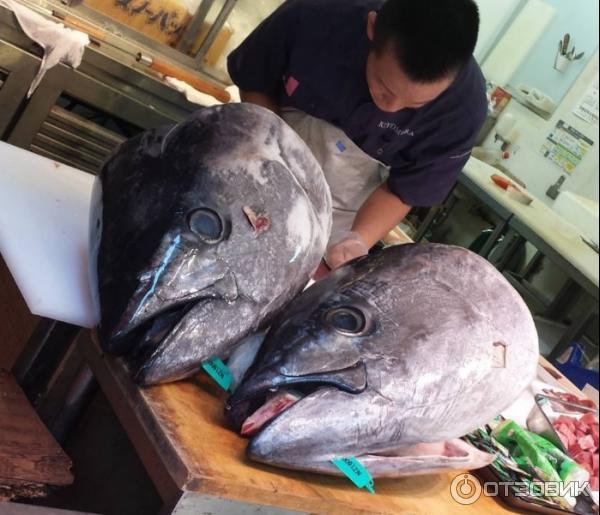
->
227;0;488;207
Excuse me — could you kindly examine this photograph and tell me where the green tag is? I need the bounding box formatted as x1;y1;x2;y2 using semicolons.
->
201;356;232;391
332;457;375;494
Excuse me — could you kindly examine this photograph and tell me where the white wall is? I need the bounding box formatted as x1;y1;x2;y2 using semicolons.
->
481;0;557;87
508;0;599;106
474;0;522;63
483;51;599;206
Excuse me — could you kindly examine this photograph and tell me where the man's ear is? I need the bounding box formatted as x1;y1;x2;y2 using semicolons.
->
367;11;377;41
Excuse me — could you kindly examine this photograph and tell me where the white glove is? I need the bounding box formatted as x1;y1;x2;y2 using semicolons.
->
325;231;369;270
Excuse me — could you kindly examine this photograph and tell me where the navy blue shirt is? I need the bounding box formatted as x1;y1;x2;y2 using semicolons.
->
227;0;488;207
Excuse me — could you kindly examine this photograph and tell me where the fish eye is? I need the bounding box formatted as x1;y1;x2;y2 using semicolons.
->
324;306;366;335
187;208;223;243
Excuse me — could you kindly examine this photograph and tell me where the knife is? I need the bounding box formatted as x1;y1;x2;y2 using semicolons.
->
561;33;571;55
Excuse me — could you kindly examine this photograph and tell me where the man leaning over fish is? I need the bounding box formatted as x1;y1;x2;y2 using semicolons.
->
228;0;487;271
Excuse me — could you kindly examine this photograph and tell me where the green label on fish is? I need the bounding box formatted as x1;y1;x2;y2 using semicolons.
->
201;357;232;391
332;457;375;494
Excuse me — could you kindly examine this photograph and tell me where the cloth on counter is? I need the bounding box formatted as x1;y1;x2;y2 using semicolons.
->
0;0;89;96
164;77;240;106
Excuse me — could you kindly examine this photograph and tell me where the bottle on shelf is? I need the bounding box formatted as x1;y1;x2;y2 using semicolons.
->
471;146;510;166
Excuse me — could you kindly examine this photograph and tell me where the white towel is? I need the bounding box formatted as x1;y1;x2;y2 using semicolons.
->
164;76;240;106
0;0;89;96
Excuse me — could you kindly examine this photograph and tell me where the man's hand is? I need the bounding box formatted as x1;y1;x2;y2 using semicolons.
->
325;232;369;270
326;183;412;270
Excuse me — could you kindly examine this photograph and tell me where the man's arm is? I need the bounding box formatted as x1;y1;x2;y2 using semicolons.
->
351;183;411;247
326;138;477;270
239;90;280;115
325;183;411;270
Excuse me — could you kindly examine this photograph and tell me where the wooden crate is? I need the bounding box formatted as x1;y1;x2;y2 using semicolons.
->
0;371;73;501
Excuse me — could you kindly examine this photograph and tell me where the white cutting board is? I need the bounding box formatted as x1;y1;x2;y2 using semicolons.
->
0;141;98;327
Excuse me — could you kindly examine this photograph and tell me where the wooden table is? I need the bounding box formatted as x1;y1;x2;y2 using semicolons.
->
77;332;518;515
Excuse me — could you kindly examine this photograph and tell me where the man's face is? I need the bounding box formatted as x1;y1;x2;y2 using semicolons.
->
365;12;453;113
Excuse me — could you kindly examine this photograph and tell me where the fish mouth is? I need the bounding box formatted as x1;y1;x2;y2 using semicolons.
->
107;285;236;379
225;362;367;436
116;299;200;376
102;264;238;356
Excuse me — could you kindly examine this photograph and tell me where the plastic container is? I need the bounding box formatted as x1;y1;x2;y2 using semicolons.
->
555;54;571;73
527;394;596;452
526;394;598;506
472;146;510;166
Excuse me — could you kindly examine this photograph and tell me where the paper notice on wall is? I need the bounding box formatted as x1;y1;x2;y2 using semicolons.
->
540;120;594;174
573;75;599;128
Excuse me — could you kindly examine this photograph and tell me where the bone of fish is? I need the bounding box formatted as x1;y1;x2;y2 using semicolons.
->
226;243;539;476
90;103;332;385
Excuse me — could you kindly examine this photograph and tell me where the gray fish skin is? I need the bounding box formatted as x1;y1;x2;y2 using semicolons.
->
91;103;331;385
227;243;539;476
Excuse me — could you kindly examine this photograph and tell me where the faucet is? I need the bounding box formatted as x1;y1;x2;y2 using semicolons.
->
546;175;566;200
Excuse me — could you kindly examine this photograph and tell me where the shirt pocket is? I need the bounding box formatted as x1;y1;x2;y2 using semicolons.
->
282;58;331;117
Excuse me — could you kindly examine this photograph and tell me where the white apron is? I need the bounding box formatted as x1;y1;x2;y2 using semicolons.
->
281;108;390;244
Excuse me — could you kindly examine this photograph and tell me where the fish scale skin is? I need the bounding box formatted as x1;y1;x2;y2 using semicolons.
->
229;243;539;476
92;103;332;384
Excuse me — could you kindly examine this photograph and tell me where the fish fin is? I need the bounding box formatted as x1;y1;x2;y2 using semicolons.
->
227;331;268;391
357;439;495;478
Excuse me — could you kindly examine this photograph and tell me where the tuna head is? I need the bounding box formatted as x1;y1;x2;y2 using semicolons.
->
226;243;539;476
91;103;331;385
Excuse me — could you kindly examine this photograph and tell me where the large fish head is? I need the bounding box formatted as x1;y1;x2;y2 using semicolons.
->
93;103;331;384
226;244;539;475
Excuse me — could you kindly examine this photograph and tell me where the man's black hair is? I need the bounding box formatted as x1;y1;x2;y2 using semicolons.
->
373;0;480;82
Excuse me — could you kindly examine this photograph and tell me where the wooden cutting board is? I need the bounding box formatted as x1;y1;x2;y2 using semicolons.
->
0;141;97;328
81;332;517;515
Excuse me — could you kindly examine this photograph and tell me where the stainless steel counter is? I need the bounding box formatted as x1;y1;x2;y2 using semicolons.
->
0;3;204;173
